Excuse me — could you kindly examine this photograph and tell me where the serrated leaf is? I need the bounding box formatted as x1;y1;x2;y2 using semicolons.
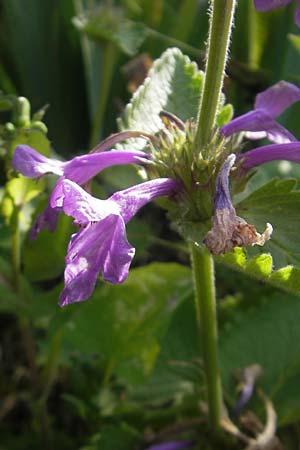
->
117;47;204;150
245;253;273;277
269;265;300;292
220;249;300;295
220;247;247;269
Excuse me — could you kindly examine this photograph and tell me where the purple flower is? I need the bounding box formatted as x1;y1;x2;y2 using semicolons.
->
50;177;180;306
12;144;149;185
254;0;300;26
221;81;300;144
203;155;272;255
12;142;150;237
145;441;194;450
238;142;300;169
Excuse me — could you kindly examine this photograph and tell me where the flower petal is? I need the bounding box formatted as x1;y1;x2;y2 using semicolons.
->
12;145;65;177
59;215;134;306
214;154;237;211
30;204;60;239
90;130;155;153
238;142;300;168
52;177;179;225
254;0;293;11
50;179;119;224
221;102;297;144
13;145;149;184
220;81;300;142
145;441;194;450
203;155;272;255
110;178;180;223
296;0;300;25
255;81;300;118
63;150;150;185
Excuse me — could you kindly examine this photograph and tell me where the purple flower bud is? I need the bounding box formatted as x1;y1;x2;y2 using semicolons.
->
221;81;300;144
145;441;194;450
50;178;180;306
254;0;299;27
203;155;272;255
232;364;262;417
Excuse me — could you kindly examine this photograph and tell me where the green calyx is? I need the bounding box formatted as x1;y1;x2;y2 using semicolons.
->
141;110;241;244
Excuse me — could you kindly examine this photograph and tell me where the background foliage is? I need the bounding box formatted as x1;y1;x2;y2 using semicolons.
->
1;0;300;449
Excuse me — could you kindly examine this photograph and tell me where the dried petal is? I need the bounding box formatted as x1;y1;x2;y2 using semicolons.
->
203;155;273;255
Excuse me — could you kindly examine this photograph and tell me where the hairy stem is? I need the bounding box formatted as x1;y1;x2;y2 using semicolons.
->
190;243;222;430
194;0;236;151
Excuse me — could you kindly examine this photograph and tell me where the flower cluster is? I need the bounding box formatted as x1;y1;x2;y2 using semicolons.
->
12;77;300;304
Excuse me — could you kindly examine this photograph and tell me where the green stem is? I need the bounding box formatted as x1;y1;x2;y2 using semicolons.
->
194;0;236;151
90;42;117;148
190;243;222;431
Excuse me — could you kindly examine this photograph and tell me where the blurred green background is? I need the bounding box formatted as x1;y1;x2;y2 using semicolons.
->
2;1;300;449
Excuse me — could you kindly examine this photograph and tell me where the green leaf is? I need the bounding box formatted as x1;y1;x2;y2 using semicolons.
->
5;177;43;208
0;278;23;312
140;282;300;425
9;127;50;156
220;249;300;296
288;33;300;53
57;263;191;384
1;177;45;229
23;213;73;282
219;292;300;425
216;103;233;127
117;47;204;150
131;293;198;403
80;424;139;450
237;178;300;267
